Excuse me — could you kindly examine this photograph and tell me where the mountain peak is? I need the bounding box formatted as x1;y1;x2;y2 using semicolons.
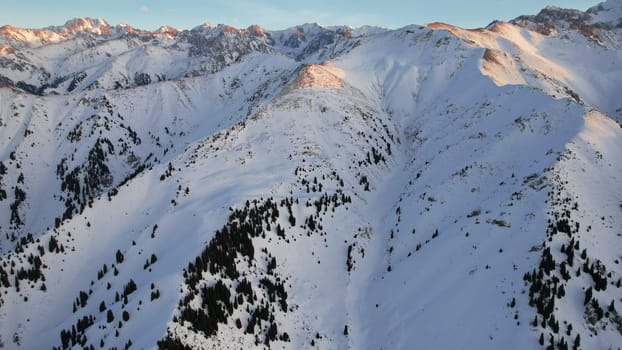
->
589;0;622;11
543;5;563;11
246;24;266;36
56;17;112;35
587;0;622;25
296;22;326;33
0;17;114;44
156;25;178;33
191;22;215;32
293;62;345;89
155;25;180;38
216;23;243;33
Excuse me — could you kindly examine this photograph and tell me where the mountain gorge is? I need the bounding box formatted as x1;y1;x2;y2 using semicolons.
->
0;1;621;349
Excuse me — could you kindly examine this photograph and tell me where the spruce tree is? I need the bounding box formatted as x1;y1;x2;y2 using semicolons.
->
573;334;580;350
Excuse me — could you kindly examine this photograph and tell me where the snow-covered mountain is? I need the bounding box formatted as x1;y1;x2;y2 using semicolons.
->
0;1;621;349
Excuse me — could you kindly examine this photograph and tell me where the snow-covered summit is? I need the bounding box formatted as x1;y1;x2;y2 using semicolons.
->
51;17;112;36
0;17;114;45
0;17;179;47
512;0;622;40
587;0;622;25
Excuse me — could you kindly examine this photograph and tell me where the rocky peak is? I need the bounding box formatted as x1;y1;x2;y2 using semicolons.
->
511;1;622;41
57;17;112;36
512;6;590;33
246;24;266;37
268;23;356;61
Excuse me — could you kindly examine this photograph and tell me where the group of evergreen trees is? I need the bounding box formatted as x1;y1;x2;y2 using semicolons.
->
1;154;27;229
53;241;148;350
55;137;114;226
9;186;26;227
57;315;94;349
525;177;622;349
0;161;8;201
160;198;292;348
55;246;142;350
55;111;147;229
0;230;69;309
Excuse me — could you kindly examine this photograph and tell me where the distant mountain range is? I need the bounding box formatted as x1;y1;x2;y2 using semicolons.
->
0;1;621;349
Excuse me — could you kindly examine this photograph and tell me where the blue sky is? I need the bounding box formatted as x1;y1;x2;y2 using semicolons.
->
0;0;600;31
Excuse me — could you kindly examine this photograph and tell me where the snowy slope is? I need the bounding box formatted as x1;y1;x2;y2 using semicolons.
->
0;1;621;350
